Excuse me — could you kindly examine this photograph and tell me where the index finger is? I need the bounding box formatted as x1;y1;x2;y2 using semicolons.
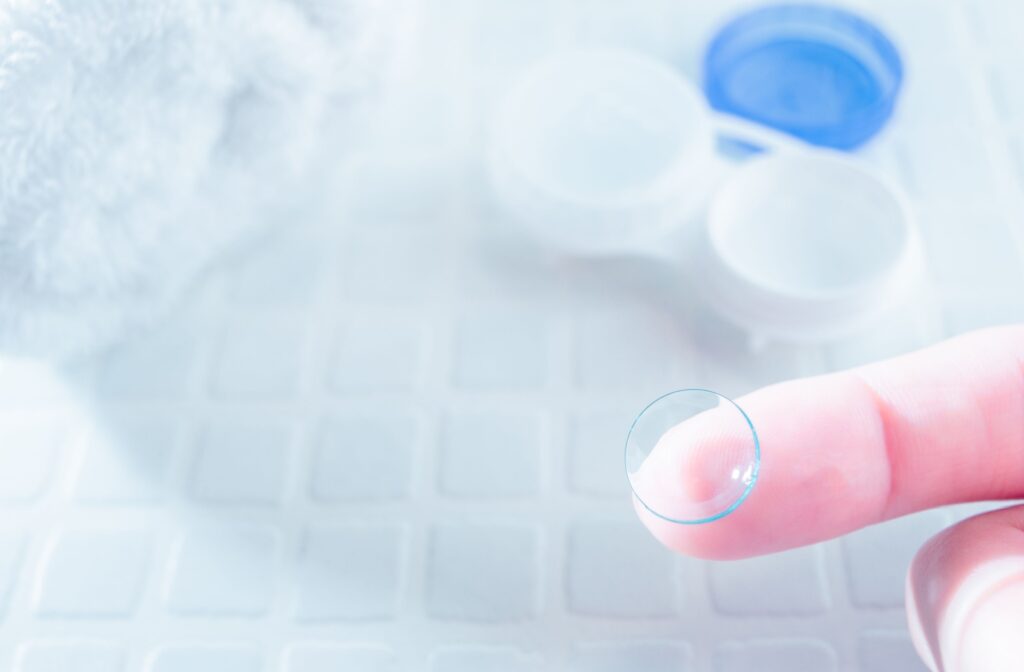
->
637;325;1024;560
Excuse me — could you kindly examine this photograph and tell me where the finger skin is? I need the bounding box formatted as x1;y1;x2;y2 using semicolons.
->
906;504;1024;672
636;326;1024;559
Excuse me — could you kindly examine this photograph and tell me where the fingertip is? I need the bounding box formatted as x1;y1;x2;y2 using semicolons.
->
632;326;1024;563
632;492;764;561
631;373;889;559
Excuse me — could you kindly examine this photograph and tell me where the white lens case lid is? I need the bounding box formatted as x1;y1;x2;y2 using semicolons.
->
489;48;718;256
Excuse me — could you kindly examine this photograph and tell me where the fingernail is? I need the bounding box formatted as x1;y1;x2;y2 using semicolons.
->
934;560;1024;672
953;577;1024;672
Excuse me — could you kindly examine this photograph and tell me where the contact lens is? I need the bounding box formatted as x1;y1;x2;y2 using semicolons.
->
625;388;759;524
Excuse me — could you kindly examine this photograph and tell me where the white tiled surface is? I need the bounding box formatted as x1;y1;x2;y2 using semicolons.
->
0;1;1022;670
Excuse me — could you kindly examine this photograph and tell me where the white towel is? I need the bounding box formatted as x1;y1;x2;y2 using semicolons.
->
0;0;396;359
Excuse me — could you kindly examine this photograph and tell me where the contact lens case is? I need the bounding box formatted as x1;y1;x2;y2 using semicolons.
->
488;5;918;344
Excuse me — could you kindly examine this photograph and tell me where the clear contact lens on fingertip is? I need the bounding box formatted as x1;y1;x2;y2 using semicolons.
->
625;388;759;525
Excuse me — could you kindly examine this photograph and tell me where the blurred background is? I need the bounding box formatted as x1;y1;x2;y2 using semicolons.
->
0;0;1022;670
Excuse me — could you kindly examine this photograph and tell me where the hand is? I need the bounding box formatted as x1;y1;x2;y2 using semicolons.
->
636;326;1024;672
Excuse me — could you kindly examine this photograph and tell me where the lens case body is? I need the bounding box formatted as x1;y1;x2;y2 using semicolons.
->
699;151;923;342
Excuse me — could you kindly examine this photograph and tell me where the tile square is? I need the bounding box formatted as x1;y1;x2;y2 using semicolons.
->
74;417;177;504
431;646;543;672
94;325;198;400
310;411;418;501
993;65;1024;120
147;645;262;672
565;520;679;618
709;546;830;616
941;294;1024;336
858;631;930;672
370;72;471;152
971;1;1024;54
0;421;63;502
0;360;79;406
0;532;26;617
899;56;978;126
225;234;322;306
190;421;291;505
868;1;957;56
466;0;564;73
425;524;540;622
573;308;684;389
567;409;634;497
919;209;1024;291
451;309;549;389
165;525;280;617
16;641;125;672
340;230;448;302
34;529;151;618
842;511;948;608
570;642;692;672
1012;135;1024;193
575;0;702;62
438;411;542;498
899;127;997;202
293;524;405;621
455;229;563;303
344;154;455;224
209;312;307;400
714;639;838;672
284;644;398;672
330;316;428;392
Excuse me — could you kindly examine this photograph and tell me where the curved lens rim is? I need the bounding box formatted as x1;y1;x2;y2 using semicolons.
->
624;387;761;525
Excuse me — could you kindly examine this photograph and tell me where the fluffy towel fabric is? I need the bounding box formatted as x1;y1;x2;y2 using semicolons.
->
0;0;393;358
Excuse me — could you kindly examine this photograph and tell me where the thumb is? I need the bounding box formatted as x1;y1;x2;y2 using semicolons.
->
907;504;1024;671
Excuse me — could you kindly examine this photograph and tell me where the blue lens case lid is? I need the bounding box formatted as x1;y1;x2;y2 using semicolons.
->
703;3;903;150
